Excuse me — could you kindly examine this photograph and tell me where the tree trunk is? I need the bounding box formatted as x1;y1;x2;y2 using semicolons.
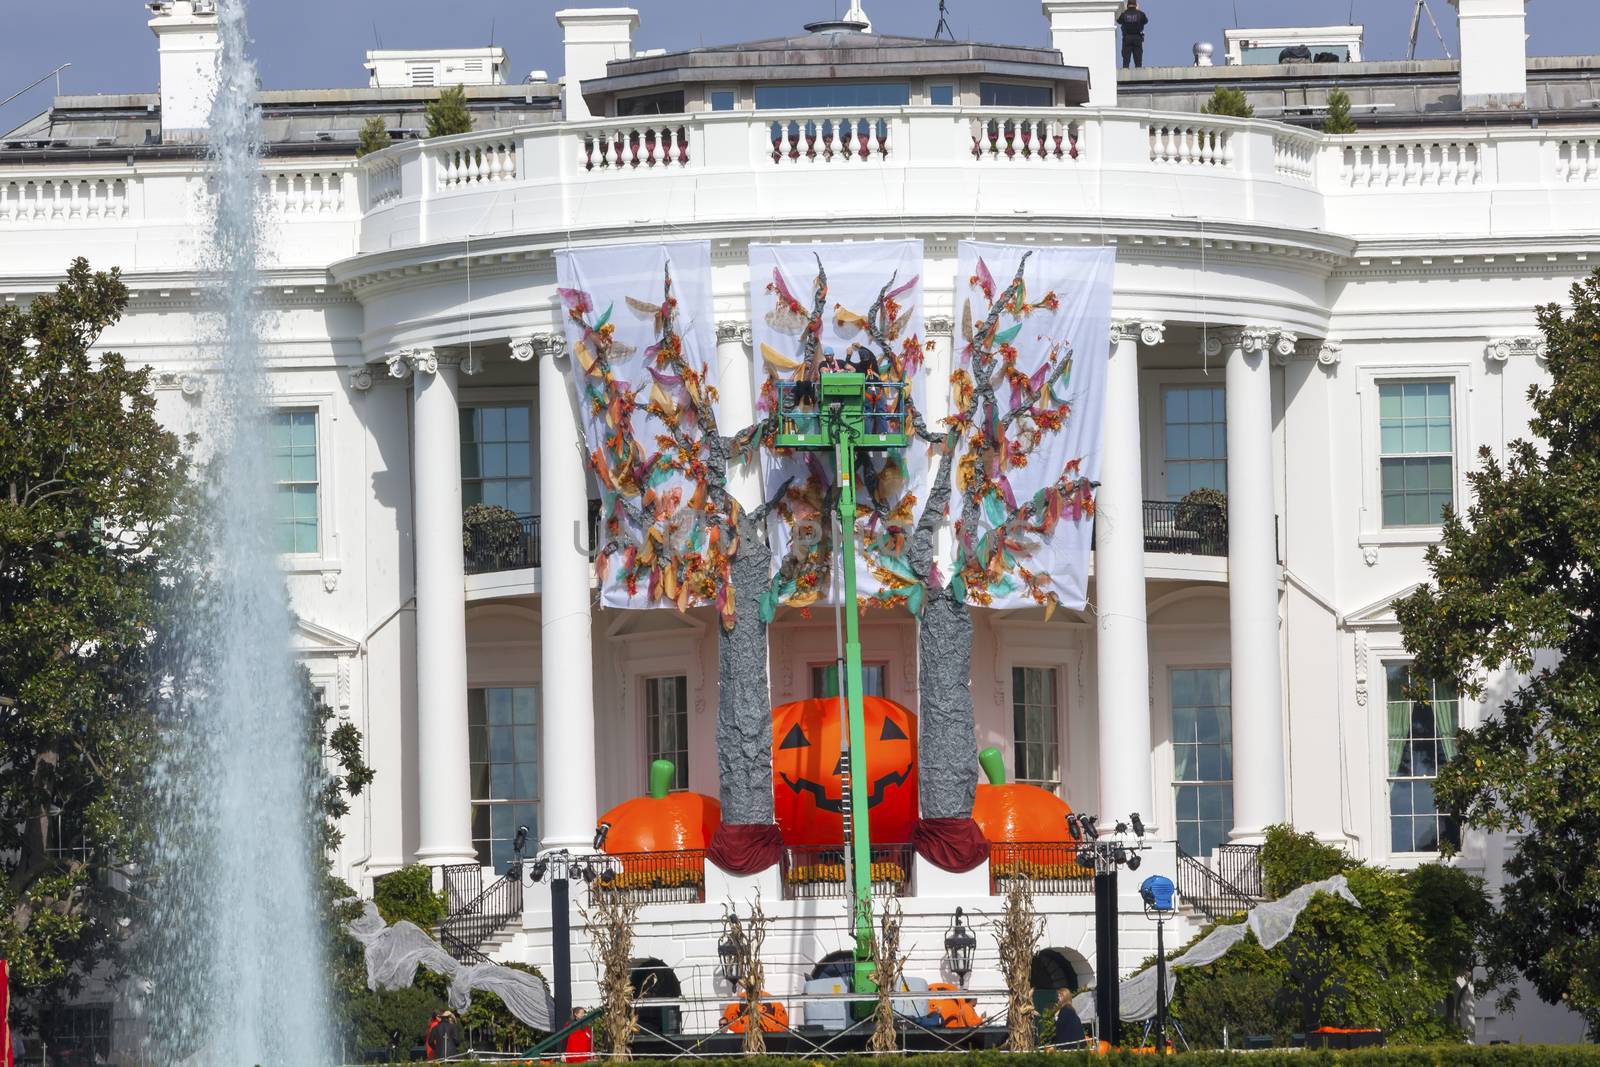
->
717;514;776;825
916;588;978;819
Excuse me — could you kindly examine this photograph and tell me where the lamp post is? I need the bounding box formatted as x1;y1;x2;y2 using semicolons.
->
1139;874;1177;1055
943;907;977;987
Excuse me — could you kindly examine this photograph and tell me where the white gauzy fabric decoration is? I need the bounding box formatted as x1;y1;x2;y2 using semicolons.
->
1071;874;1362;1022
748;240;929;614
948;243;1115;613
348;902;555;1030
555;241;720;610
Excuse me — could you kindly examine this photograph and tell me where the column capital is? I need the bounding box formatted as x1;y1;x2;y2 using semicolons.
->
1295;338;1343;367
1112;320;1166;347
1485;335;1547;364
509;335;536;363
716;320;754;346
1267;330;1300;365
924;315;955;337
348;367;374;392
533;332;567;360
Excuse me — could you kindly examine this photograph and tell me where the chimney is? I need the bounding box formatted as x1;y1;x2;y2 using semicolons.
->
1042;0;1122;107
147;0;222;141
555;7;639;122
1449;0;1530;110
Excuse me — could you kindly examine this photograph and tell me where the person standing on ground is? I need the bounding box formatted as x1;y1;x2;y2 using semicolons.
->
1118;0;1149;69
563;1007;594;1063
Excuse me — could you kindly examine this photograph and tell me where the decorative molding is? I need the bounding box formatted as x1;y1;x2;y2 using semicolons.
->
155;371;206;399
321;570;340;594
1200;332;1224;360
409;347;440;376
1109;320;1141;345
1139;321;1168;347
1354;631;1369;708
1362;545;1379;567
1268;330;1300;365
716;321;753;347
385;351;412;381
1295;338;1342;367
1239;327;1274;354
348;368;373;392
532;332;567;360
1484;335;1548;364
336;656;352;710
924;315;955;337
509;335;537;363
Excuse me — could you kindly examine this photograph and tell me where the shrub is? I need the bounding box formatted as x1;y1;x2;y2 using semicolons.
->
1174;487;1227;536
372;863;448;929
463;502;528;567
1323;89;1358;134
426;84;474;139
356;116;391;157
1200;87;1254;118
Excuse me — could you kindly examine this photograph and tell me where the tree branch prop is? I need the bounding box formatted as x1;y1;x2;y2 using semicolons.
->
995;875;1044;1052
870;900;909;1053
721;895;771;1054
582;887;640;1060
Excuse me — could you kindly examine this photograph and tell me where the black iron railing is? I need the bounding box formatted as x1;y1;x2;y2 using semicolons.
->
988;842;1095;895
441;862;483;912
780;843;912;900
1217;843;1266;899
439;867;524;962
588;850;707;905
1176;846;1256;923
464;514;539;574
1142;499;1228;557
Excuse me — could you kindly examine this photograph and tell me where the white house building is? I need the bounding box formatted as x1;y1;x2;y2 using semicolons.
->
2;0;1594;1053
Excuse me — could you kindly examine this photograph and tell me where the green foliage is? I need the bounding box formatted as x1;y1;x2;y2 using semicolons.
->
0;260;188;1007
348;983;446;1057
1199;87;1254;118
1322;89;1358;133
372;863;448;928
356;116;392;157
1158;826;1488;1047
1174;487;1227;539
425;85;473;139
1395;269;1600;1038
360;1049;1600;1066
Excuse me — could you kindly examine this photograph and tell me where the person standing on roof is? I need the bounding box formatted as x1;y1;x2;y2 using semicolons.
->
1118;0;1150;69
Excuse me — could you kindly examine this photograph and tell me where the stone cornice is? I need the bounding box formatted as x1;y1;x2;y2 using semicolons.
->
1111;320;1166;346
715;321;753;346
1485;335;1548;363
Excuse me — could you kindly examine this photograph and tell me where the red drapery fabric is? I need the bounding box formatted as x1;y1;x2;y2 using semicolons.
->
912;817;990;873
707;823;783;875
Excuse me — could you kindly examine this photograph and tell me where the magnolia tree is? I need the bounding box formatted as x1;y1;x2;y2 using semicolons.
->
557;250;783;834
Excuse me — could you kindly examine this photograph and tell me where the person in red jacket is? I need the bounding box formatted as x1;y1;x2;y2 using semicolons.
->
563;1008;594;1063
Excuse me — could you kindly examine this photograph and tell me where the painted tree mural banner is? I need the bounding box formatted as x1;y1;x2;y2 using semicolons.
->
906;243;1114;851
747;240;929;618
554;241;724;614
948;242;1115;613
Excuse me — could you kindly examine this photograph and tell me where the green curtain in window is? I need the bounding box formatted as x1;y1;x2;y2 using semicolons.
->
1387;699;1409;775
1434;698;1459;761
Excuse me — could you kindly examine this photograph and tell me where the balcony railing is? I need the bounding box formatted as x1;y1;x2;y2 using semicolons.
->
464;514;539;574
989;842;1094;895
1175;846;1256;923
1142;499;1228;557
780;843;912;900
589;850;707;905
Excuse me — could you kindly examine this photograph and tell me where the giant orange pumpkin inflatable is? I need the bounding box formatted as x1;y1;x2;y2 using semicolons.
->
771;697;918;847
972;747;1074;843
597;759;721;862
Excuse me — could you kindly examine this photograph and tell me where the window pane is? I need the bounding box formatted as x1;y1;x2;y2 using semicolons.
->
755;82;909;110
930;85;954;106
1391;816;1412;854
711;89;736;111
979;82;1053;107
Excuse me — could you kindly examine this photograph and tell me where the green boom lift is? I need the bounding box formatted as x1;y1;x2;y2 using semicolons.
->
775;371;908;996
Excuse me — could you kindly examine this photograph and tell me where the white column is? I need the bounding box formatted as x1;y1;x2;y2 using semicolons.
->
392;346;477;868
1220;328;1288;841
1095;322;1157;825
534;332;599;852
715;322;761;512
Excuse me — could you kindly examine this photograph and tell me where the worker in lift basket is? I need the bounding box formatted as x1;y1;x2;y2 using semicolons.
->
1118;0;1150;69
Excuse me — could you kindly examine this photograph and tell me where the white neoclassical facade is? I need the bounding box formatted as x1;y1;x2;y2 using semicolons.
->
4;0;1595;1050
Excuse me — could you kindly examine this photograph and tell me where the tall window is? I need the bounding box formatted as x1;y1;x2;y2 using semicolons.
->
1162;385;1227;500
461;406;532;515
1172;668;1233;857
469;687;539;872
810;663;886;699
646;675;690;790
1385;664;1460;853
1379;381;1453;527
43;1005;111;1062
271;409;319;554
1012;666;1061;792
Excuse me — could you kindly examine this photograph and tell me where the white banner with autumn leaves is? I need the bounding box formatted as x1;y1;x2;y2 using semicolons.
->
949;243;1115;613
748;240;929;617
555;241;730;614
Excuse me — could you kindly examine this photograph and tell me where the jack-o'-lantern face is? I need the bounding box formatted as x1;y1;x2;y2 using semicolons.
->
771;697;918;846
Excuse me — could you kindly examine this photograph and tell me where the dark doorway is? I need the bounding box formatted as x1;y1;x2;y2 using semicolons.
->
631;957;682;1036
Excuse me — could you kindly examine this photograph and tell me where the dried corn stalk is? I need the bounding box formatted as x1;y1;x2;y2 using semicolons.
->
583;886;641;1060
869;900;908;1053
994;875;1044;1051
721;893;771;1053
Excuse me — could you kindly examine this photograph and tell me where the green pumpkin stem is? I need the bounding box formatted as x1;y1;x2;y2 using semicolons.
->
978;746;1006;786
649;759;676;799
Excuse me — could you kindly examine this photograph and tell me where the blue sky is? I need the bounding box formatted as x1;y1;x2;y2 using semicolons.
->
2;0;1594;130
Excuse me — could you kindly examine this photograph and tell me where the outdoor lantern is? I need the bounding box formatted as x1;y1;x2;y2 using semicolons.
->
718;927;743;984
944;906;977;986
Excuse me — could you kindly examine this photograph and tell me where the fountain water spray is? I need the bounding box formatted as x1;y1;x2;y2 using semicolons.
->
142;0;333;1062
